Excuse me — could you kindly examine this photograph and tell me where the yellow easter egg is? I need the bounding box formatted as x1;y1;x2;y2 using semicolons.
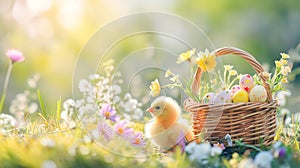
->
233;89;249;103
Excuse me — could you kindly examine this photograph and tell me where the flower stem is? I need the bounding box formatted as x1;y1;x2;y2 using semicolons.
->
0;61;13;113
228;77;239;89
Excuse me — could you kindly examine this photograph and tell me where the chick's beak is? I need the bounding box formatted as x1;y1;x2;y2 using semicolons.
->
147;107;154;113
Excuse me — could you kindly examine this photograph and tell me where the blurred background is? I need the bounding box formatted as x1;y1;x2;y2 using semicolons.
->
0;0;300;113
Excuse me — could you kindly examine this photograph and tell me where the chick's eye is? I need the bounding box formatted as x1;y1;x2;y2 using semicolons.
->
155;106;160;110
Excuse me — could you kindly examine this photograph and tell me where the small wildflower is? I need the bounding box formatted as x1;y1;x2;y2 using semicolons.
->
189;143;211;165
176;49;195;64
280;59;288;65
229;70;237;76
196;49;216;72
78;79;92;92
185;141;197;153
281;77;288;83
274;147;286;158
6;49;25;63
149;79;161;97
224;65;233;71
170;75;179;83
100;104;118;122
254;151;273;168
165;69;172;77
232;152;239;159
63;99;75;109
275;61;283;68
97;121;114;141
280;66;291;76
238;158;255;168
40;138;56;148
41;160;57;168
176;131;186;153
210;146;222;156
89;74;100;80
280;53;290;59
261;71;271;79
114;120;133;138
229;156;238;168
131;132;146;147
213;143;225;150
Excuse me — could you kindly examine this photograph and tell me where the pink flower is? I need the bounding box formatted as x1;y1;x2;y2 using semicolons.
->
213;143;225;150
6;49;25;63
97;121;114;141
100;104;118;122
131;132;146;147
114;120;133;138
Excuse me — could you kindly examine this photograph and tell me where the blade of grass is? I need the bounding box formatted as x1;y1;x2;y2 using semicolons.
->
56;97;61;120
0;94;5;113
37;89;47;118
56;96;62;123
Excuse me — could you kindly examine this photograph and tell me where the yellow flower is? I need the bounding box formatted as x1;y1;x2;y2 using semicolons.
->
176;49;195;64
280;59;288;65
165;69;172;77
281;66;291;76
195;49;216;72
229;70;237;76
275;61;282;68
261;71;271;79
280;53;290;59
224;65;233;71
149;79;161;97
281;77;288;83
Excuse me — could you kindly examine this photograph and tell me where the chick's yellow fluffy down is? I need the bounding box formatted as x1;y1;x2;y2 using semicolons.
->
145;96;194;151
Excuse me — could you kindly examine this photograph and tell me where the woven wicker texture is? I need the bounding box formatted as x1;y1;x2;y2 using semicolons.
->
184;47;277;146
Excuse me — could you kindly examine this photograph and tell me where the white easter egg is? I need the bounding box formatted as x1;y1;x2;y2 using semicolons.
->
239;74;254;92
230;85;242;98
202;92;216;104
233;89;249;103
249;85;267;102
213;90;231;104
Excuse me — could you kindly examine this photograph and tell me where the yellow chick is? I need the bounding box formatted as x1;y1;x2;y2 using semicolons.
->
145;96;194;151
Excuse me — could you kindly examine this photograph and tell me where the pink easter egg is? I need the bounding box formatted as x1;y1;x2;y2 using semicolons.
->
239;74;254;92
230;85;242;98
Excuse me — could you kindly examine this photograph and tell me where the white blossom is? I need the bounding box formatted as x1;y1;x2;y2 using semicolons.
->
238;159;256;168
40;138;56;148
254;151;273;168
78;79;92;93
210;146;222;156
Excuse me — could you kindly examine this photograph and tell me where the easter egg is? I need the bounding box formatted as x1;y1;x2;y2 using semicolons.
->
213;90;231;104
249;85;267;102
230;85;242;98
239;74;254;92
202;92;216;104
233;90;249;103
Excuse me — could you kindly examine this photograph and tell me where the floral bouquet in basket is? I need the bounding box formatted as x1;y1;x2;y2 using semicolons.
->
149;47;291;146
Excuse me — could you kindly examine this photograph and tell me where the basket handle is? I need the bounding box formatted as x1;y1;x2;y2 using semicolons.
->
191;47;272;101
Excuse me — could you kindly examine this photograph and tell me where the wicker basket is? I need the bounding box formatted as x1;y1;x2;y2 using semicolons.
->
184;47;278;146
